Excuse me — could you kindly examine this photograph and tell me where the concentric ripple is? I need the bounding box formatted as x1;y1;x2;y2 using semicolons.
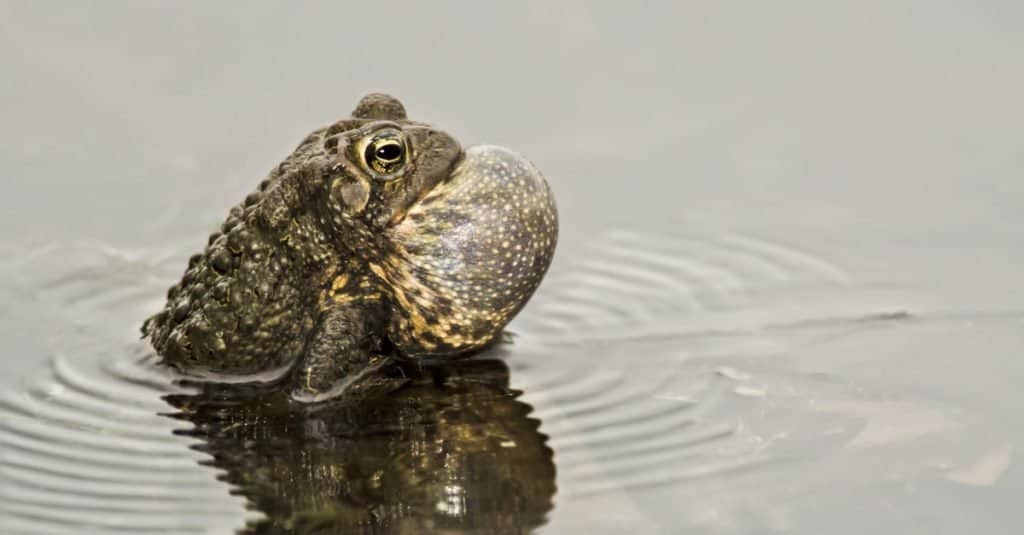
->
504;229;919;499
0;349;254;534
0;228;984;533
0;237;254;534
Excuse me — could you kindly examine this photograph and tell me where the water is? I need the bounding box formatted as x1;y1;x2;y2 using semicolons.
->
3;2;1023;533
169;359;555;534
2;227;1020;533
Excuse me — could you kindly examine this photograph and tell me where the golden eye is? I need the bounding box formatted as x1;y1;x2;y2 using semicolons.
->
361;129;408;178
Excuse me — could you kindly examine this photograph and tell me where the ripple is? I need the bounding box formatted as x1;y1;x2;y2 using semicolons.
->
0;240;251;532
0;228;995;533
0;352;253;534
512;230;896;344
504;229;922;500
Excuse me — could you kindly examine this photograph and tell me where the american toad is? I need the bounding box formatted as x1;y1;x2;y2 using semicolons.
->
142;94;558;400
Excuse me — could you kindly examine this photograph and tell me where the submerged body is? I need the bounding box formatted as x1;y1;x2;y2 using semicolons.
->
142;94;558;399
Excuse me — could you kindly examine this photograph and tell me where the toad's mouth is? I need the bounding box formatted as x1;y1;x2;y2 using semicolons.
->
384;149;467;228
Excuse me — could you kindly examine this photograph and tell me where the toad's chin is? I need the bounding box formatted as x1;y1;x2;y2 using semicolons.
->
378;145;559;357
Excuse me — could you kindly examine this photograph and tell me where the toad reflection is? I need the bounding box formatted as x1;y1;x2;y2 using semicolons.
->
164;358;556;534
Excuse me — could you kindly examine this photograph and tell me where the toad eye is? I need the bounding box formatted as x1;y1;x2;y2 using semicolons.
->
361;129;408;178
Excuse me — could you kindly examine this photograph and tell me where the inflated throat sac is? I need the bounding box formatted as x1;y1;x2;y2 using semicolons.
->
379;145;559;356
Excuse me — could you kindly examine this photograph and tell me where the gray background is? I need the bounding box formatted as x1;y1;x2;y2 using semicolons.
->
3;1;1021;249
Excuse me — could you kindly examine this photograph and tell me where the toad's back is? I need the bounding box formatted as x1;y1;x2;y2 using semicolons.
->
143;130;344;376
142;94;558;398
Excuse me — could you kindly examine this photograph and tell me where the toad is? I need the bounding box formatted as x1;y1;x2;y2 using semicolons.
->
142;94;557;401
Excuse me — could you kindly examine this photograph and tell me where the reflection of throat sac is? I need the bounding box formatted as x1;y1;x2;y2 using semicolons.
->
165;358;556;533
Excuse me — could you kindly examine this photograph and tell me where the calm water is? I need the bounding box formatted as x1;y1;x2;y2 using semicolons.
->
3;2;1023;534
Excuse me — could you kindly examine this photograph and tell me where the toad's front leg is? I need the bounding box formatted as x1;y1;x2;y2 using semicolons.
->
289;304;398;403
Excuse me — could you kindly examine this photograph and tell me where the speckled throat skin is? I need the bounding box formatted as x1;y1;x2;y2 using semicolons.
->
142;94;557;400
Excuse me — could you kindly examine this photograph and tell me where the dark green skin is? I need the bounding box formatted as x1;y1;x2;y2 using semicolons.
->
142;94;558;400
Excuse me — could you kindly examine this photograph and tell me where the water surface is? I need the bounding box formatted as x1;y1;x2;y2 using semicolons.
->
2;228;1019;533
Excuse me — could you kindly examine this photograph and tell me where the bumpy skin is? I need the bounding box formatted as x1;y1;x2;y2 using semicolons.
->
142;94;558;399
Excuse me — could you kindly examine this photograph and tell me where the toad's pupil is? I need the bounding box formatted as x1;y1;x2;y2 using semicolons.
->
375;142;402;161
